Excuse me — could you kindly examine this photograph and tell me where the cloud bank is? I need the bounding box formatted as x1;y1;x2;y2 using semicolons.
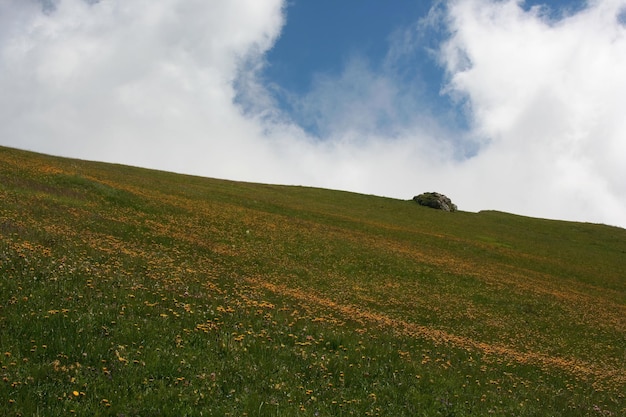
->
1;0;625;228
0;0;287;179
439;0;626;226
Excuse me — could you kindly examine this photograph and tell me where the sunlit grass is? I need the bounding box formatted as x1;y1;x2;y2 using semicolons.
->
1;146;625;416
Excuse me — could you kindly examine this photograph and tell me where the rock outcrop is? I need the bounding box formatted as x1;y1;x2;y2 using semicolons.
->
413;192;457;212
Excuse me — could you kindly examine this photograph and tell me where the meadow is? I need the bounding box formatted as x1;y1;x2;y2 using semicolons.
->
1;146;624;416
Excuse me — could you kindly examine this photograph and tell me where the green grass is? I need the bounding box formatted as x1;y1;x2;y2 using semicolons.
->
1;145;625;416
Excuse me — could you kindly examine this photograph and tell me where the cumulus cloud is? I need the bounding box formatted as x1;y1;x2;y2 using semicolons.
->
439;0;626;226
1;0;625;228
0;0;286;180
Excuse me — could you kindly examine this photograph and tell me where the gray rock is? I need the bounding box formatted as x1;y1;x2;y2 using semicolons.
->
413;192;457;212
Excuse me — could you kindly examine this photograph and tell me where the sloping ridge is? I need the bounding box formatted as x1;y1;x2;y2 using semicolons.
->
2;145;625;411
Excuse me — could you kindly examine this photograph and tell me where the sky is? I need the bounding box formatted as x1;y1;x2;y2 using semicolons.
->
1;0;625;228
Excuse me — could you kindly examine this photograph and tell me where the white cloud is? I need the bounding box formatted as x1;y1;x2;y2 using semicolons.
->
1;0;625;228
0;0;286;179
438;0;626;226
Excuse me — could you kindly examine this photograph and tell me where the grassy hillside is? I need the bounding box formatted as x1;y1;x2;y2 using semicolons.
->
1;146;624;416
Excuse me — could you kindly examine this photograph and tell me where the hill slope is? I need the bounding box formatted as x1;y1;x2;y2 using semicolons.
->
1;146;625;416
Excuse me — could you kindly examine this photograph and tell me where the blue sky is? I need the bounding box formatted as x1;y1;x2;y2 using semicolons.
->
1;0;626;228
260;0;457;137
264;0;432;95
